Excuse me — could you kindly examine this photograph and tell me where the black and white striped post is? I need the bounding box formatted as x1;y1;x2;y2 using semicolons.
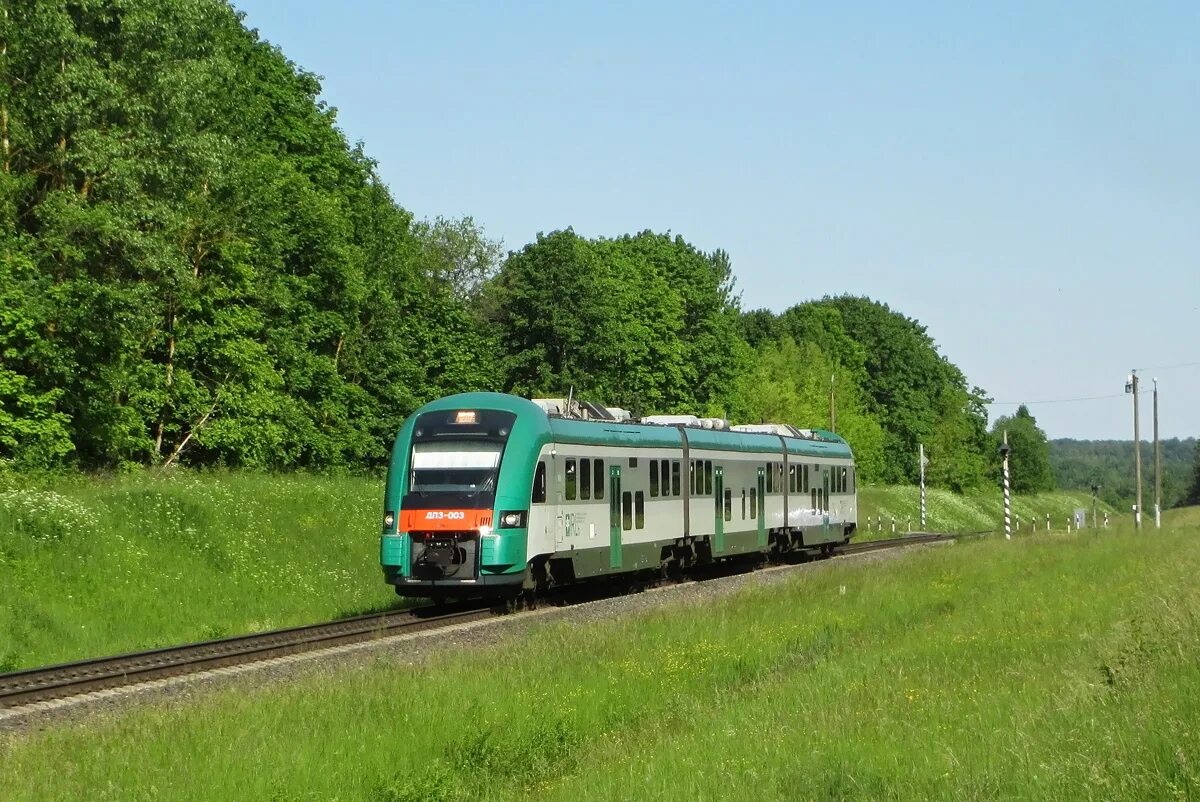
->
1000;430;1012;540
918;443;928;531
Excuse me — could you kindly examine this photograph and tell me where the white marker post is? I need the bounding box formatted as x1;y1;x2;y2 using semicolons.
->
919;444;928;531
1000;431;1011;540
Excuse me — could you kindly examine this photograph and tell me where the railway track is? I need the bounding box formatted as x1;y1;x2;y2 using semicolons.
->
0;532;956;711
0;604;495;710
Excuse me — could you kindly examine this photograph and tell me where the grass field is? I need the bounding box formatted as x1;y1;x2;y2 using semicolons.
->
3;521;1199;801
857;485;1118;537
0;471;395;671
0;469;1159;673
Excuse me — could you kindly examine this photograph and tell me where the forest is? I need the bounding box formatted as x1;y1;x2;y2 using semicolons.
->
2;1;1196;506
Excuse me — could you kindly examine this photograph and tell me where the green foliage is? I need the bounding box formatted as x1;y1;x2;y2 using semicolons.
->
815;296;987;485
991;405;1055;493
1049;437;1197;510
738;298;990;488
1182;440;1200;508
0;0;493;469
485;229;742;416
732;337;885;480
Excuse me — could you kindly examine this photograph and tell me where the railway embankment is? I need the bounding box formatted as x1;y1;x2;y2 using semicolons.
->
2;520;1198;800
0;470;1147;674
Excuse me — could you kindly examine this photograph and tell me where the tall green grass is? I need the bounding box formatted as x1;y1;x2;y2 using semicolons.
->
0;471;393;671
858;484;1117;536
3;523;1198;801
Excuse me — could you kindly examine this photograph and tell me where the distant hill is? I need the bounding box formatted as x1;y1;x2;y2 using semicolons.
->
1049;438;1195;510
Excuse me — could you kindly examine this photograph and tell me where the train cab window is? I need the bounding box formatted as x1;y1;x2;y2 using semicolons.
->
594;459;604;499
622;492;633;530
671;461;681;496
650;462;659;497
741;489;747;519
629;457;638;468
565;459;577;501
803;465;810;492
660;460;669;496
789;465;796;493
580;458;591;500
532;461;547;503
704;461;713;496
811;488;817;510
724;488;732;522
766;465;773;494
750;488;758;519
843;467;849;493
778;463;785;493
689;461;697;494
635;491;645;529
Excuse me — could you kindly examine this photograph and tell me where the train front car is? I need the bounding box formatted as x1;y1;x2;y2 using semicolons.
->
380;393;547;599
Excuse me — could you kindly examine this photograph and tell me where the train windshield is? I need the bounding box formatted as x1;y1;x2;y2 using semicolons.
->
410;442;502;496
406;409;516;503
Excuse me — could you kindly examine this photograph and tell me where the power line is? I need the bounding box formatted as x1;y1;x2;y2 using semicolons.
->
1132;360;1200;373
987;390;1148;407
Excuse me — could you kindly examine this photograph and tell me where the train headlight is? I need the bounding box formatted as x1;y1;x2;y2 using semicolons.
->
383;511;395;529
499;511;526;528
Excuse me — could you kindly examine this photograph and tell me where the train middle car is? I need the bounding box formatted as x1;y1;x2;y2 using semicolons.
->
380;392;857;599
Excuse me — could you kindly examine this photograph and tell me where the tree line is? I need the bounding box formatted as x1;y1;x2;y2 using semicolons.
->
1049;437;1198;509
0;0;1077;494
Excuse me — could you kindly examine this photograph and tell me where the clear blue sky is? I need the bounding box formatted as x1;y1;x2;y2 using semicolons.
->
232;0;1198;440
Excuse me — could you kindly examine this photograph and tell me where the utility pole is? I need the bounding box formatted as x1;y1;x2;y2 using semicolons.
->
829;373;836;433
1091;483;1100;531
1153;378;1161;529
1126;371;1142;530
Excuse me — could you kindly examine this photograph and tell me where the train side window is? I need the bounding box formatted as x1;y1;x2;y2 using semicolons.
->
789;465;796;493
649;462;659;497
565;459;577;501
803;464;810;492
594;459;604;499
689;461;697;494
532;461;547;503
766;464;773;494
622;492;633;530
580;458;591;500
811;488;817;510
724;488;732;522
778;463;784;493
635;491;645;529
750;488;758;519
659;460;669;496
741;488;747;519
704;461;713;496
629;457;637;468
672;461;681;496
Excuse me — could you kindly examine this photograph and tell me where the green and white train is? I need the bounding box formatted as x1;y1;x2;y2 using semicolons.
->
380;392;857;599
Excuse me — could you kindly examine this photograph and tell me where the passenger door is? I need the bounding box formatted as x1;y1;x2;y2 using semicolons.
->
714;466;725;553
608;465;622;569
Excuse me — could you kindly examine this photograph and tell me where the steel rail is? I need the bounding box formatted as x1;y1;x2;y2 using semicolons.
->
0;605;493;709
0;531;962;710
